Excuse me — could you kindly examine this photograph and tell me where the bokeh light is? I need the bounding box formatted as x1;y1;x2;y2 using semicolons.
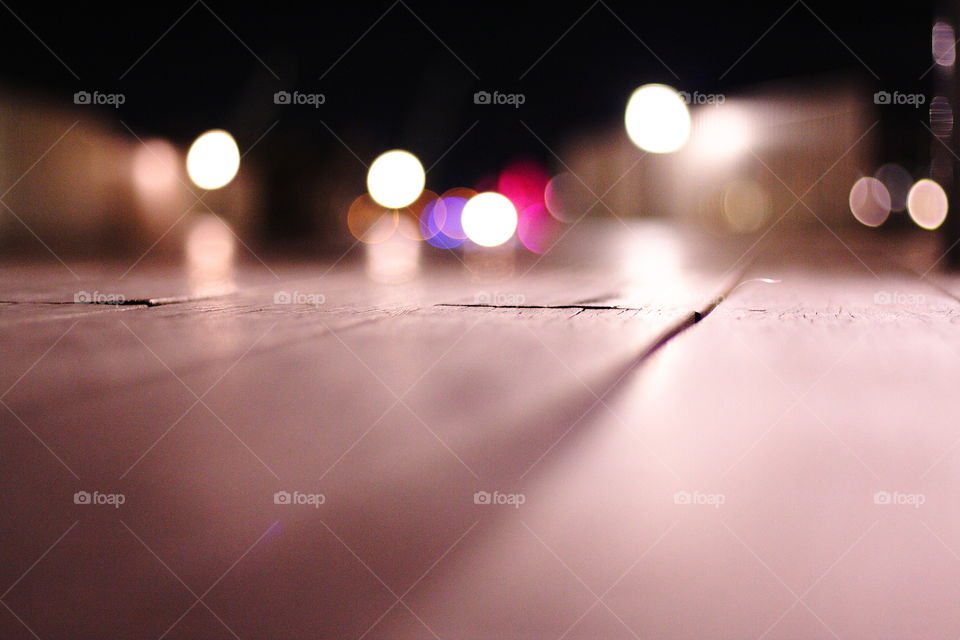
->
497;160;549;211
517;203;562;253
366;149;425;209
462;192;518;247
437;188;474;240
421;188;474;249
186;129;240;190
930;96;953;138
396;189;436;240
849;177;891;227
420;198;456;248
624;84;690;153
721;180;770;232
874;164;912;212
347;194;397;244
934;21;956;67
544;173;592;223
907;179;948;230
132;139;180;197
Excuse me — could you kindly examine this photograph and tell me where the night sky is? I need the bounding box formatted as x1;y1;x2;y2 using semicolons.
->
0;1;937;192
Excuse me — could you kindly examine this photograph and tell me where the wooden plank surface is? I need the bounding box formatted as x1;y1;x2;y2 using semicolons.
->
393;245;959;640
1;221;958;639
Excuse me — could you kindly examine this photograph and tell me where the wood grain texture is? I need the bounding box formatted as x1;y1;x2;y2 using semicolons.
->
2;222;957;639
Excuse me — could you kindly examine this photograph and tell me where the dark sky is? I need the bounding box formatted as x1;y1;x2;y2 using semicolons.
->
0;0;937;187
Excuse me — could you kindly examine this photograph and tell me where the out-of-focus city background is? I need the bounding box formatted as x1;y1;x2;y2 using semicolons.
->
0;0;948;272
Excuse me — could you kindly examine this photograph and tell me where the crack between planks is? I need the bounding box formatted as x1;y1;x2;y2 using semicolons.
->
434;265;764;373
435;303;644;311
0;293;232;308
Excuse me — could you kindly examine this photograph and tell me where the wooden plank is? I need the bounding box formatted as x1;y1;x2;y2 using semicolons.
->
376;254;960;639
7;224;950;639
1;222;741;639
